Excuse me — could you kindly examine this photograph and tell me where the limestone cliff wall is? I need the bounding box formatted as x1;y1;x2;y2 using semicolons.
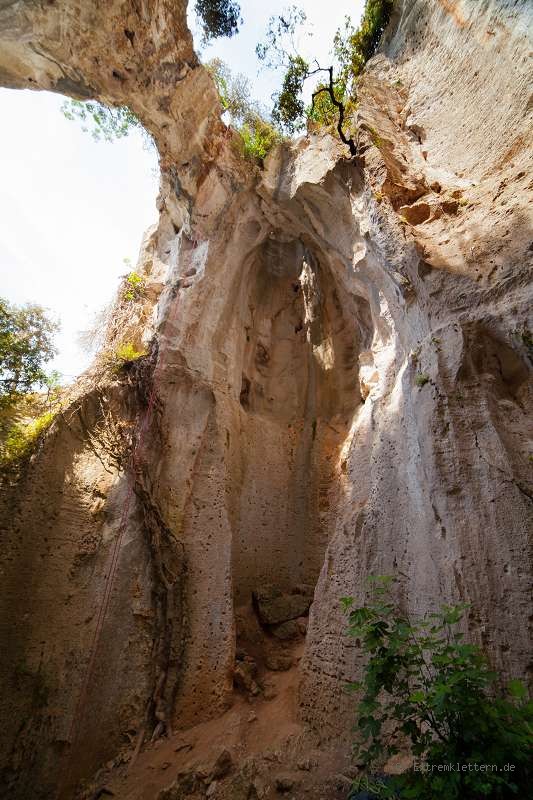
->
301;0;533;735
0;1;531;798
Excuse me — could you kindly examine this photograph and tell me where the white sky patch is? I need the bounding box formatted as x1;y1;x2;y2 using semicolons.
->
0;89;159;381
1;0;365;382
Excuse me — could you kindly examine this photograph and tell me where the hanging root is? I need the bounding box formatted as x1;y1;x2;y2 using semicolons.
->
134;481;187;741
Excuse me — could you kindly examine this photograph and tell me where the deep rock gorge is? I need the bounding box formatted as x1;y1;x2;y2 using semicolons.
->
0;1;532;798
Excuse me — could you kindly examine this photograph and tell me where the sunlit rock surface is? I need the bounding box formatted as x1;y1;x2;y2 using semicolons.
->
0;1;531;797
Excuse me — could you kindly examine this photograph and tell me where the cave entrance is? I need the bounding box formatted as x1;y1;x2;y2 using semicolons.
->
229;235;373;605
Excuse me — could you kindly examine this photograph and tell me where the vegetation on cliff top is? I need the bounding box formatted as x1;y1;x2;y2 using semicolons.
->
61;0;394;162
0;297;58;406
195;0;242;42
206;57;283;161
78;258;150;378
1;405;56;467
205;0;394;161
256;0;394;151
344;577;533;799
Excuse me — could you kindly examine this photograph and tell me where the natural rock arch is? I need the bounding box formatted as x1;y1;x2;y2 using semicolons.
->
0;1;531;797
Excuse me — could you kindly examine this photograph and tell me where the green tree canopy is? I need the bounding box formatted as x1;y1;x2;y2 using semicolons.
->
0;298;59;406
195;0;242;42
256;0;394;151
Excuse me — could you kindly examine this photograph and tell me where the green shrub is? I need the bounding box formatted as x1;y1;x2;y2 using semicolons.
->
207;58;282;162
114;342;146;365
238;115;281;161
123;271;145;302
1;410;54;466
100;342;146;375
343;577;532;799
415;372;429;387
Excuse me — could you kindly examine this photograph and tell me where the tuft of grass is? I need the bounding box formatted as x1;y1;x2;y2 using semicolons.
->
367;125;383;148
415;372;430;387
100;341;147;374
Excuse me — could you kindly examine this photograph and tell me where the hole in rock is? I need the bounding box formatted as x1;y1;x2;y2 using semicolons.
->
228;235;374;670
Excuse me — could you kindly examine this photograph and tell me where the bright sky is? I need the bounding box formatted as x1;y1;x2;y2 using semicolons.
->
0;0;364;382
0;90;159;380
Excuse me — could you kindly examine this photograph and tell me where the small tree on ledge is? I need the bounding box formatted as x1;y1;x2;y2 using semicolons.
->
255;1;395;156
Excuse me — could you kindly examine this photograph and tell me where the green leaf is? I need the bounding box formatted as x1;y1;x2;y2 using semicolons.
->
348;606;373;627
508;679;527;699
346;680;362;693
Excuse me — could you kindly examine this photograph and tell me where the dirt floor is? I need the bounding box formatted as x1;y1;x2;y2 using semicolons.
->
81;601;352;800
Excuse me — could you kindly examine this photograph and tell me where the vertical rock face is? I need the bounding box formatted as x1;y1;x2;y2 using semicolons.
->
300;0;533;735
0;1;531;797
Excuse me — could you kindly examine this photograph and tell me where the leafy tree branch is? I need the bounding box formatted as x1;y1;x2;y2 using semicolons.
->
61;99;151;145
194;0;242;43
0;298;59;406
310;64;356;156
343;576;533;799
256;1;394;154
